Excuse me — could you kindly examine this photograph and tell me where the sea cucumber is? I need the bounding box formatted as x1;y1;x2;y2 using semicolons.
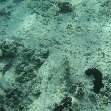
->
85;68;104;93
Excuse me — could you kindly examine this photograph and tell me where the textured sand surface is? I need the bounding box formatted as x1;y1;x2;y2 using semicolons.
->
0;0;111;111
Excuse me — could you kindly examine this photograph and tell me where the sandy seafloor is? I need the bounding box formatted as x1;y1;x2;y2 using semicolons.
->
0;0;111;111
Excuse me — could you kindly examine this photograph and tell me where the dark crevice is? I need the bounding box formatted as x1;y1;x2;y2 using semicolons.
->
85;68;104;94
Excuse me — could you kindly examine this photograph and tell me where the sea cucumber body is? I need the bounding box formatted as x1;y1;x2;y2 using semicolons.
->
85;68;103;93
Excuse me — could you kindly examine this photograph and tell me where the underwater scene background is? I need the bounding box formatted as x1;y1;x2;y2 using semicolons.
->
0;0;111;111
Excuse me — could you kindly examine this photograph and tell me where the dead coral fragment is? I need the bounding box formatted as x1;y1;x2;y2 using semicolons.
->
0;39;18;75
15;63;36;83
0;8;11;17
58;2;73;13
15;47;49;83
69;82;84;98
4;87;22;108
53;96;72;111
0;39;17;58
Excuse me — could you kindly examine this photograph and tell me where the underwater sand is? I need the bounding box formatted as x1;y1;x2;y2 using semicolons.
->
0;0;111;111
